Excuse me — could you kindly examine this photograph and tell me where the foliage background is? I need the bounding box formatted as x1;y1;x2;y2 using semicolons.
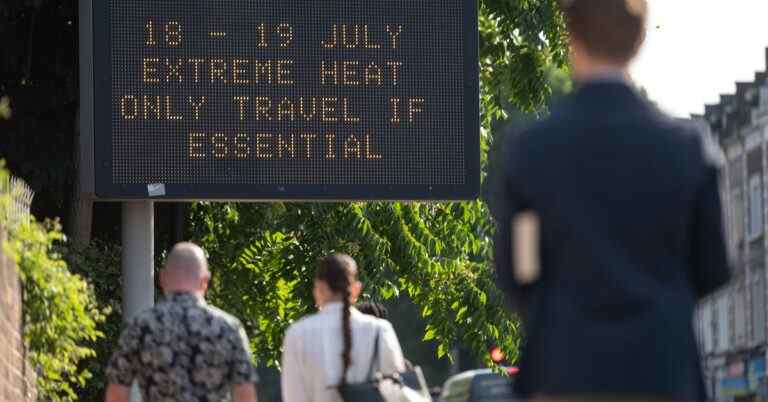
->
1;166;107;402
188;0;570;394
65;241;122;402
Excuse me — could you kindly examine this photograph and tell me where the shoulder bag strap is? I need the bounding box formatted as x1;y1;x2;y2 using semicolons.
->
365;327;381;381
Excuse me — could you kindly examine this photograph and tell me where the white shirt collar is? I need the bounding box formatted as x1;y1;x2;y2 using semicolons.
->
319;301;353;314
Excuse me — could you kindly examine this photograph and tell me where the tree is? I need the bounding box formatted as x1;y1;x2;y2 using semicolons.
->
1;0;567;397
1;166;107;402
190;0;568;371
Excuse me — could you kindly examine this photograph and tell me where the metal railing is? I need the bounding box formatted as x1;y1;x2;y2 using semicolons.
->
1;175;34;226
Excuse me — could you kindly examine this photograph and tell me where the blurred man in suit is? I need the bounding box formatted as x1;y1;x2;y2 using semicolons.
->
491;0;732;401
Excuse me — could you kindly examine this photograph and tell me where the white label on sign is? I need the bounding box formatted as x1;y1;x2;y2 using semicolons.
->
147;183;166;197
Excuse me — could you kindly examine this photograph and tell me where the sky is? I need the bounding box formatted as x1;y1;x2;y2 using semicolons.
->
630;0;768;118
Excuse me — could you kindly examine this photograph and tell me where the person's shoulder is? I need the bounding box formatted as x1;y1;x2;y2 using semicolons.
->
635;102;699;138
373;317;396;334
351;310;395;333
201;305;259;347
128;304;162;326
505;114;565;159
516;94;586;143
285;311;324;339
535;91;588;128
521;117;560;141
642;106;693;132
656;115;724;168
203;304;245;329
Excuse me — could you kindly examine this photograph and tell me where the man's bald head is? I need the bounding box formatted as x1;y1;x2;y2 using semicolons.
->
165;242;209;277
160;242;210;295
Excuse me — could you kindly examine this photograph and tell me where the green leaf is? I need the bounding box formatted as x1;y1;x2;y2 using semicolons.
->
178;0;566;381
437;343;448;359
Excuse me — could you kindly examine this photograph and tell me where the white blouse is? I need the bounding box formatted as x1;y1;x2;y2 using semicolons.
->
281;302;406;402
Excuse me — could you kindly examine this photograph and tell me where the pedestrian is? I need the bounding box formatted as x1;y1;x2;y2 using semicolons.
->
490;0;732;401
281;254;407;402
104;242;259;402
356;301;389;321
356;301;431;395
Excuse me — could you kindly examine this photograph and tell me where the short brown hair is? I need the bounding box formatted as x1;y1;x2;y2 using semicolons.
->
560;0;648;63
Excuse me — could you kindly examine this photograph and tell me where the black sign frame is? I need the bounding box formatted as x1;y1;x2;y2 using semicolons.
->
92;0;479;201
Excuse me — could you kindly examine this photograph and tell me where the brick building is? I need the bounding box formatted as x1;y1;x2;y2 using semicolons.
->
0;231;36;402
695;48;768;402
0;178;37;402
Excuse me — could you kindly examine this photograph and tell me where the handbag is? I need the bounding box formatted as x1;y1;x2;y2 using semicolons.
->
337;329;430;402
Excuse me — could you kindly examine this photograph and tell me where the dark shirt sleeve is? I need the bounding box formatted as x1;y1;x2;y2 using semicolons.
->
689;162;732;299
105;319;142;386
490;134;531;315
227;323;259;385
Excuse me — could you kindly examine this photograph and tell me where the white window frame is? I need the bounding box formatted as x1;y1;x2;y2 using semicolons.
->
749;174;763;240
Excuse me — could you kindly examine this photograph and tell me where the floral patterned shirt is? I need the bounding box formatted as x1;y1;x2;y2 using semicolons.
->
106;292;258;402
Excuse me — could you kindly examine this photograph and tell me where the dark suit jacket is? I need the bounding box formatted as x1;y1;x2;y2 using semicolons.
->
491;81;732;401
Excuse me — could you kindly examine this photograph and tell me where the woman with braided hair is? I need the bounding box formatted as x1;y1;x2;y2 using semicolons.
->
281;253;406;402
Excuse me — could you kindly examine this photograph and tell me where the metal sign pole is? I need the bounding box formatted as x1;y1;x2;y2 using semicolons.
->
121;201;154;402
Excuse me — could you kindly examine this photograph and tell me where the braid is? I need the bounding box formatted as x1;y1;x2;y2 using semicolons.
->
340;286;352;386
315;253;359;388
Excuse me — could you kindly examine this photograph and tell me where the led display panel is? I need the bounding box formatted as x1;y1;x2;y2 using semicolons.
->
93;0;479;200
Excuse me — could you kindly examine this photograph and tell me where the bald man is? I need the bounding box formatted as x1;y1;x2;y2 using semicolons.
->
105;242;258;402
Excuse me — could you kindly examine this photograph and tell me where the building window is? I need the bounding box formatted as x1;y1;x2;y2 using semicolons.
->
753;277;766;343
729;292;736;346
749;175;763;240
732;188;745;246
723;294;732;350
703;304;714;353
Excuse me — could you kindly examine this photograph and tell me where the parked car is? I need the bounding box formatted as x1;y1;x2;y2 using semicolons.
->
439;367;521;402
